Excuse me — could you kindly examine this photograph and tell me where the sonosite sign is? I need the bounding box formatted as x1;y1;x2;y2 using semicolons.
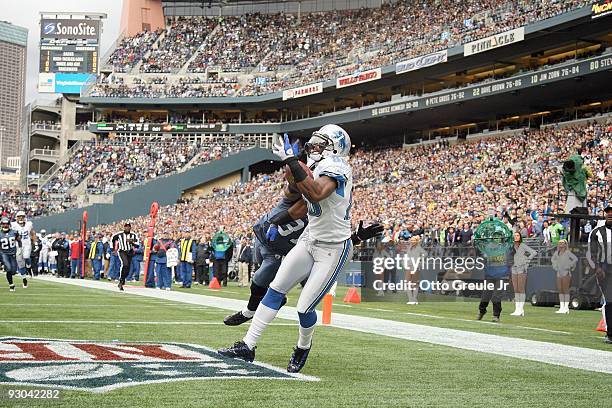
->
38;15;103;94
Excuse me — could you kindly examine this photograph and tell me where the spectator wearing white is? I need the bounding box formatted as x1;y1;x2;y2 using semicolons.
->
510;232;537;316
403;235;427;305
551;239;578;314
542;221;552;246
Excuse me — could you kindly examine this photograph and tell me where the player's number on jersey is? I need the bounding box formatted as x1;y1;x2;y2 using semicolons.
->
0;236;16;250
277;219;305;236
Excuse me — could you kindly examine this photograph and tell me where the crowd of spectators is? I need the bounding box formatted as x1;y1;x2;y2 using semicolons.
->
90;82;239;98
141;17;217;73
91;0;589;97
106;29;162;73
0;190;76;218
40;138;254;196
94;121;610;250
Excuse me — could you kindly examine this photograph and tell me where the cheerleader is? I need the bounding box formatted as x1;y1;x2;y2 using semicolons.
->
551;239;577;314
510;232;537;316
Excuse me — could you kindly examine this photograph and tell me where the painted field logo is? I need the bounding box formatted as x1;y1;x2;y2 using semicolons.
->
0;338;318;392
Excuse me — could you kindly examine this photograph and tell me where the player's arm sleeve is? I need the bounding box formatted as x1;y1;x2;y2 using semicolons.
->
586;228;598;269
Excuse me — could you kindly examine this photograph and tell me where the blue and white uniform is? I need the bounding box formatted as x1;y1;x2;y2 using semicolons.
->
268;156;353;311
11;219;33;275
242;123;354;357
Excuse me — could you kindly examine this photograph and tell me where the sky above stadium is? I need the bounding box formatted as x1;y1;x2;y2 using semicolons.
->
4;0;121;104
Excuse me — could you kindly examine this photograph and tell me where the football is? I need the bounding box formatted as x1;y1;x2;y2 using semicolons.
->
285;161;313;186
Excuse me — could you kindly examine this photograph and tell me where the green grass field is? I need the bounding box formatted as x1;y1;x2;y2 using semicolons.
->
0;277;611;408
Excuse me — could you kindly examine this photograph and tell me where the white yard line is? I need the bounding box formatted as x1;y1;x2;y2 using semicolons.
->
0;320;293;326
32;276;612;374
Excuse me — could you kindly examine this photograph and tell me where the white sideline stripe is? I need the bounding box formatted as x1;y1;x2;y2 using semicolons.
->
0;304;213;307
33;276;612;374
0;320;294;326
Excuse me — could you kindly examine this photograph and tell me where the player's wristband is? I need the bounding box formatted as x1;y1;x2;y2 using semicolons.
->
285;157;308;183
269;209;293;226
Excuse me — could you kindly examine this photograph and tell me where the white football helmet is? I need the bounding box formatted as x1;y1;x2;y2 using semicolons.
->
305;124;351;166
16;210;26;224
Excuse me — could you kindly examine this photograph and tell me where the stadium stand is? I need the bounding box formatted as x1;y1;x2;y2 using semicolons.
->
96;121;610;243
39;138;255;196
0;190;76;218
89;0;590;98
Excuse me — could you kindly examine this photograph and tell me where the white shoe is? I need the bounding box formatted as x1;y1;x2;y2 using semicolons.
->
510;310;524;316
9;286;15;292
406;301;417;305
165;287;171;291
555;308;565;314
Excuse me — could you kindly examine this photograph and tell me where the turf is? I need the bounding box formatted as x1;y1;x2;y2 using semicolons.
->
0;278;610;408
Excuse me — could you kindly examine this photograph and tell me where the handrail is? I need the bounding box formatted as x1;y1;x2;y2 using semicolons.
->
30;149;59;157
37;140;83;190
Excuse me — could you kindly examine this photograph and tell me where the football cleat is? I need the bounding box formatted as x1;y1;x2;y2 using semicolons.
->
287;345;311;373
9;285;15;292
223;311;252;326
22;279;28;289
604;336;612;345
218;341;255;362
118;282;124;291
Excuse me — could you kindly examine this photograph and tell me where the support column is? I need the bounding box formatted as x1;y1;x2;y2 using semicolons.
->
60;96;76;157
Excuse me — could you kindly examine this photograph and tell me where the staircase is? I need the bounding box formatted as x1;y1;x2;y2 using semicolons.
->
179;23;221;75
37;141;82;190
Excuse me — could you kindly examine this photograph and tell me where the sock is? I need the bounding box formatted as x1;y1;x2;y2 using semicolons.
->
297;311;317;349
241;308;255;318
246;282;267;313
558;293;563;308
243;288;285;350
7;273;13;286
298;325;315;349
243;304;278;350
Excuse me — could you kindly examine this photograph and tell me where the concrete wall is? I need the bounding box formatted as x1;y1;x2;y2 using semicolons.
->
182;171;241;200
34;147;276;232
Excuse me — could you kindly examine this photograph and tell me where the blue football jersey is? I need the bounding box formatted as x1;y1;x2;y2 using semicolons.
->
253;198;308;256
0;229;19;255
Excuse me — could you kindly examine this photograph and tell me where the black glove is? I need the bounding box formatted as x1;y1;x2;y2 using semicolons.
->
351;221;384;245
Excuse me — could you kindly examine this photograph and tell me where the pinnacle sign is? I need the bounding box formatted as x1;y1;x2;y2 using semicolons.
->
0;338;317;392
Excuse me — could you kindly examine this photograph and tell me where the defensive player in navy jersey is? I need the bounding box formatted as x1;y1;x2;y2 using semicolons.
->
0;217;25;292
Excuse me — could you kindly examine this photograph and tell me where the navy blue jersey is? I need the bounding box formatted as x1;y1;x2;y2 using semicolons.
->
0;229;19;255
253;198;308;256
